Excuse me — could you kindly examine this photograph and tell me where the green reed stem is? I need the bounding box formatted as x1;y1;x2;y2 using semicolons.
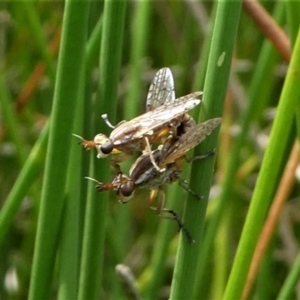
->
29;2;89;299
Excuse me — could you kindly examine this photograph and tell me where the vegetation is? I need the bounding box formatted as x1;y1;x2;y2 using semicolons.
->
0;1;299;299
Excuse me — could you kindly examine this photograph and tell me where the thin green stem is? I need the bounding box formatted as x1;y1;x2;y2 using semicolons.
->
57;71;86;300
0;8;104;251
78;1;127;299
19;1;56;82
0;72;27;165
0;122;48;245
29;2;89;298
285;1;300;46
195;2;286;295
169;1;242;299
223;27;300;300
124;0;152;120
277;251;300;300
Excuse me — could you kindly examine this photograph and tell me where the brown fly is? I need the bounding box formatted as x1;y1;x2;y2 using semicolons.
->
75;68;201;171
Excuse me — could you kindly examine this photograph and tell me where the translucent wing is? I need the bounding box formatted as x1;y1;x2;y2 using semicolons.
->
159;118;222;167
146;68;175;112
111;92;202;144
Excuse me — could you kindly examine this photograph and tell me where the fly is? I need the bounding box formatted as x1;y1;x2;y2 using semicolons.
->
75;68;201;171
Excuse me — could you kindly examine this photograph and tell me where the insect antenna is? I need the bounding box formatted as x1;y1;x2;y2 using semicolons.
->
101;113;116;129
72;133;96;150
84;176;100;184
72;133;85;141
85;176;115;192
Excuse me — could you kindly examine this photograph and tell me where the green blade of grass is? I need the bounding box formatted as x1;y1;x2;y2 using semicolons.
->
18;1;56;82
277;250;300;300
0;122;48;245
28;1;89;299
194;2;286;296
0;73;27;165
140;183;186;300
78;1;127;299
124;0;152;120
112;1;152;262
285;1;300;46
0;10;103;251
85;16;102;74
169;1;242;299
57;71;86;299
223;27;300;300
192;3;217;92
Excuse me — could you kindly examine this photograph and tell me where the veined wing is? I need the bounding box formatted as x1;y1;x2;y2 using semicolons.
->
146;68;175;112
132;92;202;138
111;92;202;145
159;118;222;167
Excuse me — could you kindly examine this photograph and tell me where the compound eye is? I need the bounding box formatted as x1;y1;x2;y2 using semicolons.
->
120;182;134;197
100;142;114;155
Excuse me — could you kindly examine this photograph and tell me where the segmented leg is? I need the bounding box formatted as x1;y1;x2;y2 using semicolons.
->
176;149;216;200
185;149;216;163
144;136;162;172
178;178;203;200
149;189;195;243
109;153;132;174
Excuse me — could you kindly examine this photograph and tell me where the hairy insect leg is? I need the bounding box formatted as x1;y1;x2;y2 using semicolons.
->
149;189;195;244
162;208;195;244
185;149;216;163
144;137;162;172
109;154;130;174
178;178;203;200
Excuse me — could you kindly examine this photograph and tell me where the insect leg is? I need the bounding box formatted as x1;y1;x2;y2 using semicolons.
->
110;153;132;174
144;137;162;172
149;189;195;243
162;208;195;244
185;148;216;163
178;178;203;200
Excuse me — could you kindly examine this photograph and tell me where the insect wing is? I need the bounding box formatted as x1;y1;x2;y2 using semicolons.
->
146;68;175;112
160;118;222;166
130;92;202;140
110;92;201;145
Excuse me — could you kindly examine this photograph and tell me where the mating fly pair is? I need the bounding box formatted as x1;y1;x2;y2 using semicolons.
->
90;118;221;243
77;68;221;243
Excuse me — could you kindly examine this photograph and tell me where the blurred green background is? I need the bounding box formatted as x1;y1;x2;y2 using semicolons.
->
0;1;299;299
